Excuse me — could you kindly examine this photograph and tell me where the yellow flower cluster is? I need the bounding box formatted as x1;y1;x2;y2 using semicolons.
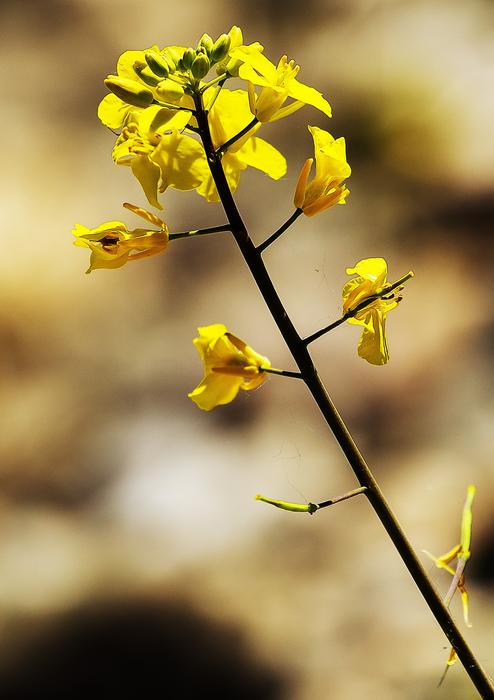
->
72;27;412;409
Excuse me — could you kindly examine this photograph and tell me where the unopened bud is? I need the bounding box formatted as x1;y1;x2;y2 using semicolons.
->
104;76;154;108
210;33;231;63
182;48;196;70
145;50;169;78
155;78;185;102
228;26;243;49
133;62;161;87
198;33;214;54
163;47;181;68
191;53;210;80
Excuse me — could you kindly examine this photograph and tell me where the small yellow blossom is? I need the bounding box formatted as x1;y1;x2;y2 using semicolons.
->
342;258;410;365
196;89;287;202
188;324;271;411
112;107;205;209
216;26;264;77
294;126;351;216
231;46;332;120
72;203;168;273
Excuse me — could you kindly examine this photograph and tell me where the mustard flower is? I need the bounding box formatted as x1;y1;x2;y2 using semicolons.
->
294;126;351;216
112;107;205;209
231;46;332;121
188;324;271;411
215;26;264;77
72;204;168;273
195;89;287;202
342;258;408;365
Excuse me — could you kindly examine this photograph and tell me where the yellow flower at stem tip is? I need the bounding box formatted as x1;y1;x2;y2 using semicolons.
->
72;203;168;273
294;126;351;216
342;258;412;365
188;324;271;411
231;46;332;121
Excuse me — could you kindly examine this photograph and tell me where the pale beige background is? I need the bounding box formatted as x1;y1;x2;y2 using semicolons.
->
1;0;493;697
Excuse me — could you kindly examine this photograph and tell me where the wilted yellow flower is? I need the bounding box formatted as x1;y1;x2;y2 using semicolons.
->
231;46;332;120
423;485;476;682
342;258;410;365
294;126;351;216
196;89;287;201
72;203;168;273
188;324;271;411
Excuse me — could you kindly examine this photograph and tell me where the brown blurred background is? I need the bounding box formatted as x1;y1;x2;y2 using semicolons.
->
1;0;493;697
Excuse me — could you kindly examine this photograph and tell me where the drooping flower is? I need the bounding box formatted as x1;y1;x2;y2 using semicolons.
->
72;203;168;273
231;46;332;120
196;89;287;202
294;126;351;216
342;258;411;365
188;324;271;411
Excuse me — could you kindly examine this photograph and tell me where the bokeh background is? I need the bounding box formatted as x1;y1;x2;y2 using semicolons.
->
1;0;493;697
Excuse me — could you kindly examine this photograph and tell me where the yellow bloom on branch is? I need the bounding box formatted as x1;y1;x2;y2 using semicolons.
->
72;203;168;273
196;89;287;202
294;126;351;216
188;324;271;411
231;46;332;121
342;258;412;365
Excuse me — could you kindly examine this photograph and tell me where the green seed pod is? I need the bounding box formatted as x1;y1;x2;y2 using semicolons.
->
210;33;231;63
155;78;185;103
133;62;161;87
145;50;169;78
104;75;154;108
198;33;214;55
190;53;210;80
182;48;196;70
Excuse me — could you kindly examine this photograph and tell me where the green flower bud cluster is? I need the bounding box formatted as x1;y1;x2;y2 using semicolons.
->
177;32;232;82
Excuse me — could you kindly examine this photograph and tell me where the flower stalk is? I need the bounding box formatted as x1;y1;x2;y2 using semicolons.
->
192;89;494;699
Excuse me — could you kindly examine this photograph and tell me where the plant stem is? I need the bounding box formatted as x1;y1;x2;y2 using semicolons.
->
193;92;494;699
169;224;231;241
257;209;303;253
217;117;259;157
317;485;367;509
260;366;303;379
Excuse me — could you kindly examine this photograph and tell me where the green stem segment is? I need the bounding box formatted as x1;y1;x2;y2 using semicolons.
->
193;91;494;699
257;209;303;253
169;224;231;241
217;116;259;157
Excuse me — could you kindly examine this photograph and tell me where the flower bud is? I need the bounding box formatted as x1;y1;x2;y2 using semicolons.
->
182;48;196;70
145;50;169;78
191;53;210;80
133;61;161;87
210;33;231;63
104;76;154;108
198;33;214;54
155;78;185;102
163;47;181;68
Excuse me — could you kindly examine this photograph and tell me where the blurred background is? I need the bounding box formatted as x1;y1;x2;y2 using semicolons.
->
1;0;493;697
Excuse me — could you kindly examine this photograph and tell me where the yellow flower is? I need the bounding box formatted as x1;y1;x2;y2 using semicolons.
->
231;46;332;120
196;89;287;202
215;26;264;77
112;107;206;209
294;126;351;216
342;258;410;365
72;203;168;273
188;324;271;411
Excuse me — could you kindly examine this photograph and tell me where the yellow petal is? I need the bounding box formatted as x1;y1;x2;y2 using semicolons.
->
188;373;244;411
130;155;162;209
